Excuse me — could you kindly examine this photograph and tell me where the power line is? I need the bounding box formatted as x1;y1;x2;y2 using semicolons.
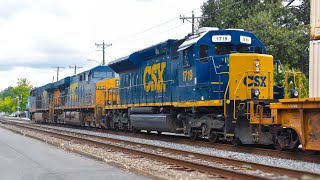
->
286;0;295;7
52;66;65;81
95;41;112;65
69;65;83;75
115;8;202;42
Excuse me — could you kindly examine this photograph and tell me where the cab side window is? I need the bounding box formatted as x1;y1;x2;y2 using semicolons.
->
199;44;209;62
183;49;188;66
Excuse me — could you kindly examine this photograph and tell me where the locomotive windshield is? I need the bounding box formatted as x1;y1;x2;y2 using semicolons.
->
214;44;252;55
93;71;113;78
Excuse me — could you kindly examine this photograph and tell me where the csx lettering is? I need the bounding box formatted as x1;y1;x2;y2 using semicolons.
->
243;76;267;87
143;62;166;92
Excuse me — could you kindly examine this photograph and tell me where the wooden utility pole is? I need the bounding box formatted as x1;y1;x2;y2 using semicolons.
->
180;11;207;34
52;66;65;81
95;41;112;65
69;65;82;75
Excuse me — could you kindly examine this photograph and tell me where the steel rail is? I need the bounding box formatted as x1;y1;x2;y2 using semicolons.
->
3;120;320;180
35;121;320;164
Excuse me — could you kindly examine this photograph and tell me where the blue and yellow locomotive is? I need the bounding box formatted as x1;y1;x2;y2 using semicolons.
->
29;66;117;127
106;27;281;146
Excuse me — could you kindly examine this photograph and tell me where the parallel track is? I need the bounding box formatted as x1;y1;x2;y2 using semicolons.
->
35;121;320;164
1;120;320;180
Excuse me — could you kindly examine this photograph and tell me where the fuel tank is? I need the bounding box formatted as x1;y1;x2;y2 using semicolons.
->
63;112;83;125
130;114;180;132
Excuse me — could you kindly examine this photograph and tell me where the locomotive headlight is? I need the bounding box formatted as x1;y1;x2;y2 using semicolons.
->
251;89;260;98
255;61;260;72
290;89;299;98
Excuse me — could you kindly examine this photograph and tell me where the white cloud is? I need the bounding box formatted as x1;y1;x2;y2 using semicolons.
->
0;0;207;90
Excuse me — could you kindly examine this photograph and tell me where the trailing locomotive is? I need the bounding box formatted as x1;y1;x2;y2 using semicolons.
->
29;27;320;152
28;66;118;127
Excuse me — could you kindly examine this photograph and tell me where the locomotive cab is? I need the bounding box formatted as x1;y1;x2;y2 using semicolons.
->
176;28;277;145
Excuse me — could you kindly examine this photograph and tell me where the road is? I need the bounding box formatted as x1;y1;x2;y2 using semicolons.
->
0;126;147;180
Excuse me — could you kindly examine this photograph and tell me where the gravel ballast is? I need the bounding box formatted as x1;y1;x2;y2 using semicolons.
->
35;124;320;174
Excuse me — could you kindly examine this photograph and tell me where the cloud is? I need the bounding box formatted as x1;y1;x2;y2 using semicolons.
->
0;0;207;91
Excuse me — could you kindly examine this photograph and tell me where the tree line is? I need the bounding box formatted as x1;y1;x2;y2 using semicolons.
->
0;78;33;114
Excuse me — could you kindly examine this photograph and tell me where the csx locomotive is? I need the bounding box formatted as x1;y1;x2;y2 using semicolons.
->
29;27;320;152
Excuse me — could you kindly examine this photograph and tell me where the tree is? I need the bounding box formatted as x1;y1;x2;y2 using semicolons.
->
0;96;16;114
12;78;33;112
0;78;33;113
0;86;15;99
200;0;310;74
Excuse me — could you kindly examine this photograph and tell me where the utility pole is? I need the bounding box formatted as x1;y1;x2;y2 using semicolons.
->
95;41;112;65
52;66;65;81
69;65;82;75
180;11;207;34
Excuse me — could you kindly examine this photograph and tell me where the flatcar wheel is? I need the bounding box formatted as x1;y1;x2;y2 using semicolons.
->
208;131;218;143
273;139;284;151
189;130;198;141
288;132;300;152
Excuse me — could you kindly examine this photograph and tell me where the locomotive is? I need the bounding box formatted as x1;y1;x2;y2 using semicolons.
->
28;66;118;127
29;27;320;152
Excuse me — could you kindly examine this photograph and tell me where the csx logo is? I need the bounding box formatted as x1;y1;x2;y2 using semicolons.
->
243;76;267;87
143;62;166;92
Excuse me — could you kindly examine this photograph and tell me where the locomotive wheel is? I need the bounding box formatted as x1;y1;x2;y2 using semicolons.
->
132;127;139;133
208;131;219;143
231;138;241;146
189;129;198;141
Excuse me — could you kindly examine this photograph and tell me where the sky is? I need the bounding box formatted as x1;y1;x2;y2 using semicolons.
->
0;0;207;91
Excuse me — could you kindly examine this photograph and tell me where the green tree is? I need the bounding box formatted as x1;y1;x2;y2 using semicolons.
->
0;86;15;99
0;78;33;113
200;0;310;74
12;78;33;111
0;96;16;114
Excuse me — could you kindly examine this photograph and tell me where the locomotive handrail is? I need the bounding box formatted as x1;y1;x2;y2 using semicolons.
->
222;72;230;117
284;71;304;98
233;70;272;120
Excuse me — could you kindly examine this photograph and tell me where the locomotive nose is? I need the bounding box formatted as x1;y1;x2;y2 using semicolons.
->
228;53;274;100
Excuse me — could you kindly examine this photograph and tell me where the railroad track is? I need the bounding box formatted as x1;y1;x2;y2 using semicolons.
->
33;121;320;164
1;120;319;180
